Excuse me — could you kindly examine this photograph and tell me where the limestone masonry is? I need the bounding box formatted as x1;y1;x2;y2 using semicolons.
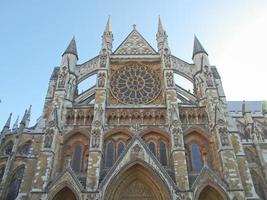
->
0;17;267;200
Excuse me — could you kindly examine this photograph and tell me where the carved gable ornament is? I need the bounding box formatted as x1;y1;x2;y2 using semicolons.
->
113;29;158;55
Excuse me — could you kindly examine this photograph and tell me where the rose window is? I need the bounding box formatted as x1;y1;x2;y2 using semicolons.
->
110;65;161;104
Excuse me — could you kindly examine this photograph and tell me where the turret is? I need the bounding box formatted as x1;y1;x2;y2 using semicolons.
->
192;35;210;69
12;116;19;132
61;37;78;72
156;16;170;54
101;16;113;54
1;113;12;135
25;105;32;128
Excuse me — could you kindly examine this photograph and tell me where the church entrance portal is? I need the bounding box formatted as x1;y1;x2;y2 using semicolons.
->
105;164;170;200
198;186;225;200
52;187;77;200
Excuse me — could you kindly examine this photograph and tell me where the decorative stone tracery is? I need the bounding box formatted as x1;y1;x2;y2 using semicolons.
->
110;64;161;104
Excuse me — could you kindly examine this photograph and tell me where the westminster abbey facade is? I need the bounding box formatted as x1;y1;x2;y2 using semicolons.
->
0;18;267;200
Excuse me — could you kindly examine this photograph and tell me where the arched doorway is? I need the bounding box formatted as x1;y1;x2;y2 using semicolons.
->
198;186;225;200
105;163;170;200
52;187;77;200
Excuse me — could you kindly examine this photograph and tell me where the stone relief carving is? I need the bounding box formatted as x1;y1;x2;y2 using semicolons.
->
166;72;174;87
100;49;108;68
131;144;144;159
219;127;229;146
91;128;101;148
44;129;54;148
57;66;67;88
97;72;106;88
204;66;214;87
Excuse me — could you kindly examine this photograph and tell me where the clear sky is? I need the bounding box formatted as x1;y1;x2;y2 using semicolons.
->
0;0;267;127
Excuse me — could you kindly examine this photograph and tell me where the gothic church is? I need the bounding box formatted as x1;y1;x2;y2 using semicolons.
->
1;17;267;200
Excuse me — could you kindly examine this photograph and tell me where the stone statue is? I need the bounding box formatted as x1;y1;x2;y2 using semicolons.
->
92;129;101;148
100;49;108;68
204;66;214;87
58;66;67;88
98;72;106;88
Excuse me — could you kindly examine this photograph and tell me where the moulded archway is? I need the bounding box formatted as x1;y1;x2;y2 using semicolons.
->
52;187;77;200
198;185;225;200
104;163;171;200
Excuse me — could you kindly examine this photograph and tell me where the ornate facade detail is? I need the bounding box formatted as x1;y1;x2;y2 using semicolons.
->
114;29;157;55
1;20;266;200
110;64;161;104
97;72;106;88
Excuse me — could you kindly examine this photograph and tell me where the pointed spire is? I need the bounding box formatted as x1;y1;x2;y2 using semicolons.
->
105;16;112;32
192;35;208;59
12;116;19;131
158;16;165;34
25;105;31;128
62;36;78;60
101;16;113;53
20;109;28;126
1;113;12;134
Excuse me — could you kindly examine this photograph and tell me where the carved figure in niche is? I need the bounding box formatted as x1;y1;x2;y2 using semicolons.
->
219;127;229;146
169;104;179;122
44;129;54;148
172;127;182;147
131;144;144;160
204;66;214;87
91;129;101;148
164;48;171;68
97;72;106;88
244;123;253;139
100;49;108;68
58;66;67;88
94;105;104;124
166;72;174;87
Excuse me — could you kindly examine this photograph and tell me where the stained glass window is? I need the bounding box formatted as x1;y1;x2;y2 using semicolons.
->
4;142;13;156
159;142;167;166
191;143;202;172
148;142;156;156
106;142;114;167
117;142;125;157
6;166;25;200
71;145;82;172
0;165;5;183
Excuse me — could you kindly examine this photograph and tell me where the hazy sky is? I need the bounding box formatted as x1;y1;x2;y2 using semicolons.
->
0;0;267;127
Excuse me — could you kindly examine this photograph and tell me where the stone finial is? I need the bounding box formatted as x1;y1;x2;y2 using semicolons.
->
12;115;19;131
105;16;112;32
192;35;208;59
62;36;78;60
1;113;12;134
158;16;165;34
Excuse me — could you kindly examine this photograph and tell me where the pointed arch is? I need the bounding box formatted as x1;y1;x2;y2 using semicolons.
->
195;182;229;200
6;165;25;200
103;161;171;200
48;181;80;200
198;185;226;200
52;186;77;200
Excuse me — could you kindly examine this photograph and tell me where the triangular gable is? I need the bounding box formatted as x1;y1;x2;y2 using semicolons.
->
191;165;228;192
46;166;84;193
100;134;178;194
113;29;158;55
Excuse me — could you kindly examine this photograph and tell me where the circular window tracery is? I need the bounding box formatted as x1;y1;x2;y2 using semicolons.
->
110;65;161;104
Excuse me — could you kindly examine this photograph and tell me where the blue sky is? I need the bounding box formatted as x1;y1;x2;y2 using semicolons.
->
0;0;267;127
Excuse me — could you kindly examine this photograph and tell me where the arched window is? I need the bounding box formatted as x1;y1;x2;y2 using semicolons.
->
191;143;202;172
6;165;25;200
20;142;31;155
106;142;114;167
148;142;156;156
71;144;82;172
117;142;125;157
0;165;5;183
159;142;167;166
4;142;13;156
